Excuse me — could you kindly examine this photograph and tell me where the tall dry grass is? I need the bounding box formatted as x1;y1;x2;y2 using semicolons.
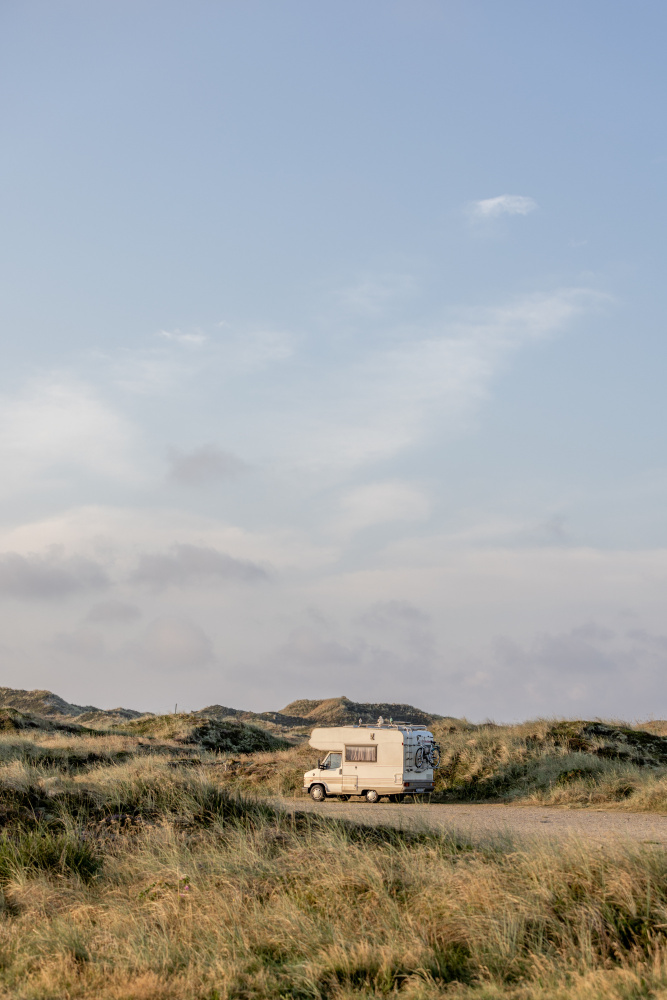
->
430;718;667;810
0;757;666;997
4;718;667;812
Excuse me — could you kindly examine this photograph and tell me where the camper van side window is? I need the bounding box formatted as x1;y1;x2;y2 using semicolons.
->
345;746;377;762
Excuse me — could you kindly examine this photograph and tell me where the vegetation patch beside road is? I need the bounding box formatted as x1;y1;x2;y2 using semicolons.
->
3;691;667;994
2;744;667;997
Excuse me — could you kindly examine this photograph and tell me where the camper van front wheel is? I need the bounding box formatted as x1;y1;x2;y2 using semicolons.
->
365;789;380;804
310;784;326;802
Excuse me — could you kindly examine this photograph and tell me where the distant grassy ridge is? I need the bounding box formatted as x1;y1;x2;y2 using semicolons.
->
0;687;451;736
4;685;667;809
279;696;451;727
0;687;144;724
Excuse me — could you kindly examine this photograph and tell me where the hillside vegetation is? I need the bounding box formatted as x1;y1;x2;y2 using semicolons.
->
0;688;448;738
279;696;451;727
427;717;667;808
2;688;667;807
116;712;289;754
0;694;667;995
0;687;143;725
0;747;667;997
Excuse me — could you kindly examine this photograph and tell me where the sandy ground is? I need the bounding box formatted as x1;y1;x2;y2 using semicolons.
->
275;797;667;845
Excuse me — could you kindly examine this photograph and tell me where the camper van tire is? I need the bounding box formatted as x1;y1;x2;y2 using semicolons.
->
364;789;380;803
309;784;326;802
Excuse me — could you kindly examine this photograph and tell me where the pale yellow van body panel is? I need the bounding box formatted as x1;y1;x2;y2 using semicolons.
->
304;724;435;797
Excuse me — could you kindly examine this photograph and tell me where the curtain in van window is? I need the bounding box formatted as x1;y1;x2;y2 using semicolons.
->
345;746;377;762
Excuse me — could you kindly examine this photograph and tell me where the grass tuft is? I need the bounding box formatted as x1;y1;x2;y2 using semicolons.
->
0;829;101;883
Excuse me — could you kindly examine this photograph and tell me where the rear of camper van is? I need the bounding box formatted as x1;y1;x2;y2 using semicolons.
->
303;721;440;803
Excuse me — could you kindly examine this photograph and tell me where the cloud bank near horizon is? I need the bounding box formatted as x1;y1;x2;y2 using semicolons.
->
0;273;660;721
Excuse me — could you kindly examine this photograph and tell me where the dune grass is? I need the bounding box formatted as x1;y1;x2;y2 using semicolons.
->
4;717;667;995
4;716;667;812
428;718;667;811
1;756;667;997
115;713;290;753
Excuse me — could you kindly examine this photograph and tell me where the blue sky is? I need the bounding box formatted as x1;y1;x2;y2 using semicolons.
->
1;1;666;718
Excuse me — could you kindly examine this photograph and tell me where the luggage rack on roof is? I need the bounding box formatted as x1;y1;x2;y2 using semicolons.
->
352;720;428;730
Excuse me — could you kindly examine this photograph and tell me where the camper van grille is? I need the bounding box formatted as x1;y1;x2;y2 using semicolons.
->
345;745;377;762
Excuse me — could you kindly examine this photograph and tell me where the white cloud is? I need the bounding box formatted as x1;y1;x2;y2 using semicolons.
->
337;482;431;534
471;194;538;219
157;329;208;346
107;326;295;396
283;287;600;470
0;376;136;491
0;505;336;576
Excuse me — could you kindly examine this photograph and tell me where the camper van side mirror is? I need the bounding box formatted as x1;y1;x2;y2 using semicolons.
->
317;758;321;769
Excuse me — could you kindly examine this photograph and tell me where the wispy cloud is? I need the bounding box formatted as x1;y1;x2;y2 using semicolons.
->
157;329;208;346
336;482;431;534
338;274;417;317
166;445;249;487
130;543;269;590
107;326;295;397
0;548;109;600
0;376;135;491
470;194;537;220
280;287;602;470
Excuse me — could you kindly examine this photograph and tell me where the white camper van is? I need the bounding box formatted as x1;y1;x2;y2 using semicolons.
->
303;720;441;803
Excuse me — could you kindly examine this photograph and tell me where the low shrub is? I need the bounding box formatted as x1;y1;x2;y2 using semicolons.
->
0;829;101;883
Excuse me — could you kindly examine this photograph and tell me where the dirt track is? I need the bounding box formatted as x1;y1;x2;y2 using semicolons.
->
276;797;667;845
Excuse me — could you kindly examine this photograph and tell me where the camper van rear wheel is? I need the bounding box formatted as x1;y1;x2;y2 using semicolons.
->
365;789;380;804
309;784;326;802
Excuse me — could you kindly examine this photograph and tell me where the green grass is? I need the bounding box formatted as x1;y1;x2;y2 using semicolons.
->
1;719;667;995
0;757;667;997
428;718;667;809
115;712;289;752
0;830;101;885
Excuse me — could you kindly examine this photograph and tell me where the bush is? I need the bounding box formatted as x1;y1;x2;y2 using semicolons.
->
0;830;102;883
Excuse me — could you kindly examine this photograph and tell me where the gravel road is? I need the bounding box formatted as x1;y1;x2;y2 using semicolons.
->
276;798;667;845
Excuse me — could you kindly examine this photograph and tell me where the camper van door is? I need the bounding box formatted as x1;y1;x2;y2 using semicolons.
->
320;752;343;794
